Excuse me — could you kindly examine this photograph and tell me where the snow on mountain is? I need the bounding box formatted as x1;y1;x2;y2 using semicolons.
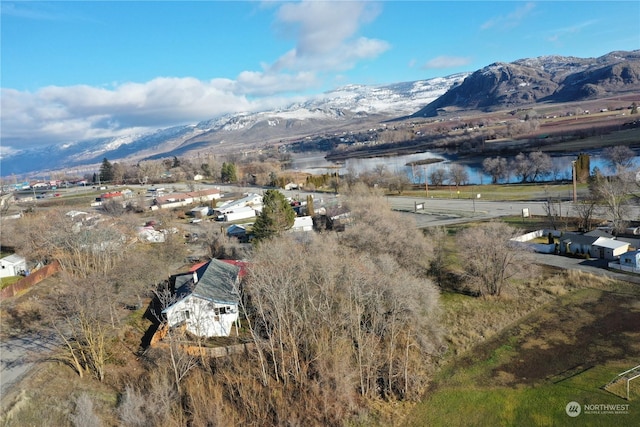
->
2;74;469;176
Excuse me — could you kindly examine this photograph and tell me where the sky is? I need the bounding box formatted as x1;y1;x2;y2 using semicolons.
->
1;0;639;154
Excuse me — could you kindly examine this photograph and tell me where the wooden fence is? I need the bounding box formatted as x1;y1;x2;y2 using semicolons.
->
0;260;61;300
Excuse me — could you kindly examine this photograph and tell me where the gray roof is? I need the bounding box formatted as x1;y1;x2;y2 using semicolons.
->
559;232;599;246
176;259;240;305
584;229;613;238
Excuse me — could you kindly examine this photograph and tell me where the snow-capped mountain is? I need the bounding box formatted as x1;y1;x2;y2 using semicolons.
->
2;73;468;176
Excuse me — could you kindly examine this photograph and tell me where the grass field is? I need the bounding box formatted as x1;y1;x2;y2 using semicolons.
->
398;182;591;202
403;284;640;427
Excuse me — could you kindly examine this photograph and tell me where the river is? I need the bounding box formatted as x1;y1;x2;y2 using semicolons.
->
288;150;639;185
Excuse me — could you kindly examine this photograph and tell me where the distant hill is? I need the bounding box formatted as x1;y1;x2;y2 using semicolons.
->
1;74;468;176
4;50;640;177
412;50;640;117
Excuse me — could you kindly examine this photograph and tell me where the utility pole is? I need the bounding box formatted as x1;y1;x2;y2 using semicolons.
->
571;160;577;203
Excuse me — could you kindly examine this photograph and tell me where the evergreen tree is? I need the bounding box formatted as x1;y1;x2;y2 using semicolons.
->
99;158;114;183
306;195;314;217
575;153;590;183
221;162;237;183
252;190;296;242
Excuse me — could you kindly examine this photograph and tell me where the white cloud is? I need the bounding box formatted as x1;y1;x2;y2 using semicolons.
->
1;0;390;150
481;2;536;30
545;19;597;43
271;1;389;72
423;56;472;69
0;79;257;148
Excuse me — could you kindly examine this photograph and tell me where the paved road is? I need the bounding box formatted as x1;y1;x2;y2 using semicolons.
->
0;333;57;399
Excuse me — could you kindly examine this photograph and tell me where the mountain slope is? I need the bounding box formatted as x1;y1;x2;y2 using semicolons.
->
2;75;467;176
412;50;640;117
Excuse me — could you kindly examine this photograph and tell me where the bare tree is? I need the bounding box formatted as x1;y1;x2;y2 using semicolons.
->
456;222;535;296
528;151;553;182
50;275;113;381
447;164;469;188
590;169;635;233
601;145;636;173
429;167;447;187
388;171;411;194
244;233;442;404
482;157;509;184
341;189;434;274
511;152;533;183
573;195;598;232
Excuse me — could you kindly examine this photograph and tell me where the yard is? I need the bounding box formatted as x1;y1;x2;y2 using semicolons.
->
404;282;640;426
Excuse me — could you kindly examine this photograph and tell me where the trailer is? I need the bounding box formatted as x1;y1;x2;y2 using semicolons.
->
223;206;257;222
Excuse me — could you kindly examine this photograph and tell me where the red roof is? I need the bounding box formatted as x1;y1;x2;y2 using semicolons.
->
189;261;208;272
219;259;249;278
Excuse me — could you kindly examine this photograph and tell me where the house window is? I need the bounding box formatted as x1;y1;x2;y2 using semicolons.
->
184;310;190;320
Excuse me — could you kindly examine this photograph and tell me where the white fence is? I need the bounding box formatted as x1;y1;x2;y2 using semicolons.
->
608;262;640;274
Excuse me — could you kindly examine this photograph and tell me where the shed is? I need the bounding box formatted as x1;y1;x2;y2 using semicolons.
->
0;254;27;278
592;238;630;260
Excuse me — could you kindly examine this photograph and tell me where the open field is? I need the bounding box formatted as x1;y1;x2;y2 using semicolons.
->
404;282;640;427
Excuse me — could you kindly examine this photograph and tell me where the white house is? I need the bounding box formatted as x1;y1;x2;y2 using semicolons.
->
213;193;262;216
163;259;244;337
0;254;27;278
289;216;314;233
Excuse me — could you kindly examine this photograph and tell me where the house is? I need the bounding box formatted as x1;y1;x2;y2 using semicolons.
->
213;193;262;216
609;249;640;274
618;250;640;271
289;216;313;233
559;233;600;257
153;188;221;210
0;254;27;278
559;232;629;259
190;206;210;218
226;224;249;240
621;250;640;266
162;259;244;337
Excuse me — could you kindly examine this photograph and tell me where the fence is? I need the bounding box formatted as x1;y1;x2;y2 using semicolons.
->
0;260;61;300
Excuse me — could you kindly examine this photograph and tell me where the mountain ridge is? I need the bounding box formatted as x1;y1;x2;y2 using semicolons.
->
3;50;640;177
412;50;640;117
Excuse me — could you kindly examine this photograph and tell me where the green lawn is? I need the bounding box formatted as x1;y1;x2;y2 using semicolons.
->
404;286;640;426
1;275;22;290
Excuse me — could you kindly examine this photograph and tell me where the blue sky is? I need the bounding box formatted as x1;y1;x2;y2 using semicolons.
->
1;1;639;152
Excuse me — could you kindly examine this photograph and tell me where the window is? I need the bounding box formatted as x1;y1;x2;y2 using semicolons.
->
184;310;190;320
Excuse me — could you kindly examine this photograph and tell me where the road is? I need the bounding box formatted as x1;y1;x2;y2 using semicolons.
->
0;333;58;399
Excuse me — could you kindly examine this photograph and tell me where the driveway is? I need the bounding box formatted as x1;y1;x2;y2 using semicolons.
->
530;252;640;285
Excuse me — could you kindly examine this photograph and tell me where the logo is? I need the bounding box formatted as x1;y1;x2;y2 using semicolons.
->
566;401;582;417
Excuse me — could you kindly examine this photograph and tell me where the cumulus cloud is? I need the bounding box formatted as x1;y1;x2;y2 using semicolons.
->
1;0;390;151
271;1;389;72
423;55;472;69
481;2;535;30
0;78;257;148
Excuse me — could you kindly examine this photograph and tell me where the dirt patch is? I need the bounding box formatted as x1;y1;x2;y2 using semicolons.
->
495;290;640;386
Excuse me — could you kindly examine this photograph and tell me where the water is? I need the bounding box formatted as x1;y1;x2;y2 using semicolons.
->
289;150;639;185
